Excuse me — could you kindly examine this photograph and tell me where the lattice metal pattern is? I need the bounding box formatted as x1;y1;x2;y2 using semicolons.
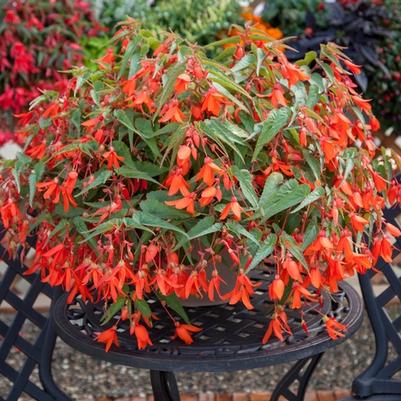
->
54;265;362;373
0;227;70;401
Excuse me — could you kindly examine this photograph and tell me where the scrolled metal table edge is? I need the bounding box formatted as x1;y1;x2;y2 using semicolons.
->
51;281;363;401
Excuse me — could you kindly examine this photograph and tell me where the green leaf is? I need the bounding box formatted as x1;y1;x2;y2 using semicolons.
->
135;299;152;318
280;231;308;269
207;70;253;100
73;217;98;250
296;51;317;66
48;219;69;241
247;234;277;272
77;170;112;196
291;186;325;213
186;216;222;240
198;120;245;162
252;107;291;160
259;172;284;209
135;118;154;139
302;150;321;181
226;221;260;246
28;171;37;207
101;297;125;325
132;211;188;236
306;84;320;108
140;197;189;220
262;180;311;220
302;221;318;251
117;166;160;184
158;292;190;324
114;109;136;132
231;166;258;209
231;54;256;72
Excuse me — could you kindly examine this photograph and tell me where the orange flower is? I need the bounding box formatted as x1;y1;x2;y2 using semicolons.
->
174;73;191;94
165;189;196;215
134;324;153;350
309;268;322;289
283;257;302;282
165;170;190;196
174;323;202;345
268;84;287;108
280;58;309;86
26;141;46;159
199;186;221;207
324;317;347;340
98;48;115;66
225;273;255;310
291;284;316;309
132;90;155;112
343;59;361;75
60;171;78;212
201;88;230;116
386;223;401;237
195;157;222;186
0;200;21;229
262;310;292;343
220;196;242;221
184;270;207;298
103;146;124;170
122;78;136;96
96;326;119;352
207;270;225;301
269;275;285;301
37;178;61;204
159;100;186;123
350;213;369;232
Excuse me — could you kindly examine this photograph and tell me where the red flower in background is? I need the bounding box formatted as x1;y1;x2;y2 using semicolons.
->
0;0;105;145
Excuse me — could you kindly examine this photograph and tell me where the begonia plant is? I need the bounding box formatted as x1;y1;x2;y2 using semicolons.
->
1;21;400;351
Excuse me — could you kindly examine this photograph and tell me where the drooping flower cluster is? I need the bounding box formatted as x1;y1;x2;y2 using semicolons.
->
0;0;105;142
1;21;400;349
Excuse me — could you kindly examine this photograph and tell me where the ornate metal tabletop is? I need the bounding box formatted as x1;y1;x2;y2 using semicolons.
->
52;267;363;374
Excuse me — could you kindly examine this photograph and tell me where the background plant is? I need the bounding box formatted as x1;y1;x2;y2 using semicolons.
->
261;0;401;133
93;0;244;45
0;22;398;350
365;0;401;132
0;0;105;144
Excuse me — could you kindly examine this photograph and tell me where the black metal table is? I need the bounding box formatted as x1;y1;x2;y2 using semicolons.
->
52;267;363;401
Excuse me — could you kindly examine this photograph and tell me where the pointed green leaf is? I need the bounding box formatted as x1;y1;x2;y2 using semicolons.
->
158;292;190;323
259;172;284;209
280;231;308;269
135;299;152;318
291;186;325;213
262;180;311;220
117;166;159;184
231;166;258;209
101;297;125;325
252;107;291;160
226;221;260;246
77;169;112;196
247;234;277;272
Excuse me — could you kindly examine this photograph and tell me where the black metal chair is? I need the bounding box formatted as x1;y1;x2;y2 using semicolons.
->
0;227;71;401
341;203;401;401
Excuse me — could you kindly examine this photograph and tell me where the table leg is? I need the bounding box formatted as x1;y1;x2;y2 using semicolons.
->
42;289;72;401
150;370;180;401
270;353;323;401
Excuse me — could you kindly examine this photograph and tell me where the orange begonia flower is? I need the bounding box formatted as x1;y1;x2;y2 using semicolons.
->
96;326;119;352
174;323;202;345
134;324;153;350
